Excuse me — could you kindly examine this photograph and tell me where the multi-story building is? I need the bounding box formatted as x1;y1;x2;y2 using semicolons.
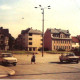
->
72;36;80;49
16;28;42;51
0;27;10;50
44;28;72;51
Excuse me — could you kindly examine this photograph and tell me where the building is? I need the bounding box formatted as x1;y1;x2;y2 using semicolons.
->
16;28;42;51
72;36;80;49
0;27;12;50
44;28;72;51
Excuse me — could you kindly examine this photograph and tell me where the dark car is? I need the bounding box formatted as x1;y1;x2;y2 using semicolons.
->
59;53;79;63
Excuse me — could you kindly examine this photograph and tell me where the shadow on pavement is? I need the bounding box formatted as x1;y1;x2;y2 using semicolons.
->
49;62;77;64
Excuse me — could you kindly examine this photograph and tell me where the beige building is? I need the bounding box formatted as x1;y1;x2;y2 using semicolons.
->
16;28;42;51
44;28;72;51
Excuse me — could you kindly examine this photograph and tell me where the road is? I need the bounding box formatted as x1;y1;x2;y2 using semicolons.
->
1;53;80;79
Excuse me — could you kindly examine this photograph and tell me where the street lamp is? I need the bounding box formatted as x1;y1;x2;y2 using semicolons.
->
35;5;51;57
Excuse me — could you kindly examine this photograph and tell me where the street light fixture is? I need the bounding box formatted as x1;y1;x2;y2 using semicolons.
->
35;5;51;57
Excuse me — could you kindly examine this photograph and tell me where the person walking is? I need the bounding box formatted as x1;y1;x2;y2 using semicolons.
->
31;53;36;64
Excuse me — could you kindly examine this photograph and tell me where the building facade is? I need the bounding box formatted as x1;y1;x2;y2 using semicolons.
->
16;28;42;51
0;27;10;50
72;36;80;49
44;28;72;51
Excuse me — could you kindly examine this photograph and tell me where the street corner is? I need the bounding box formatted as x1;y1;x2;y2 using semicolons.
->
0;66;15;78
8;68;15;76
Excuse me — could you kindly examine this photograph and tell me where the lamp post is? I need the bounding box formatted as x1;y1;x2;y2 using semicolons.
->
35;5;51;57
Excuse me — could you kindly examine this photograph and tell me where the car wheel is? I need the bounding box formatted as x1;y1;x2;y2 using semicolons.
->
2;61;5;65
13;63;16;66
60;59;63;63
76;60;79;64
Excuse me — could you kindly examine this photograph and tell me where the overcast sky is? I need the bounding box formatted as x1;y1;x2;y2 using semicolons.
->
0;0;80;38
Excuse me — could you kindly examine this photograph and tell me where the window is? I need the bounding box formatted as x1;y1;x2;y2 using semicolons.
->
61;35;62;38
54;40;55;43
41;43;43;45
67;36;69;38
65;46;66;49
61;40;62;43
1;36;4;39
57;46;58;49
63;40;64;43
54;46;55;49
69;41;70;44
29;38;32;40
1;41;3;44
63;46;64;49
29;48;32;51
29;42;32;45
29;33;32;36
57;40;58;43
65;41;66;44
33;48;35;51
41;39;43;41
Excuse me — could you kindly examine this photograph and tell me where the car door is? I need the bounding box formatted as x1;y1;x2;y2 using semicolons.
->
62;54;68;61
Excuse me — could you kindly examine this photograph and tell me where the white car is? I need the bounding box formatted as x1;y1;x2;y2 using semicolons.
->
0;53;17;66
59;53;79;63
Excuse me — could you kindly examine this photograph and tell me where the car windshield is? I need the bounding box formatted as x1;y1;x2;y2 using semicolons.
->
2;54;12;57
66;53;75;56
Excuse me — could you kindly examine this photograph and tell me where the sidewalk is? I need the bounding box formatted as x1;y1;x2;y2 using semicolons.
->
0;65;15;78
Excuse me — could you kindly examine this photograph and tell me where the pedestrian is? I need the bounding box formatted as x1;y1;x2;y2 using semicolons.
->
31;53;36;64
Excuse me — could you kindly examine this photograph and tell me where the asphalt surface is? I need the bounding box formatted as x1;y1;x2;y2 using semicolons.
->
0;65;15;78
1;52;80;80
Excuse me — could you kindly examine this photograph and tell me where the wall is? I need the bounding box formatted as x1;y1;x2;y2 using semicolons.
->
44;30;52;50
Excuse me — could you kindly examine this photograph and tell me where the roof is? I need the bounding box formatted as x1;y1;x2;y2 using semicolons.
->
21;28;42;34
72;37;79;43
48;28;70;35
0;27;11;37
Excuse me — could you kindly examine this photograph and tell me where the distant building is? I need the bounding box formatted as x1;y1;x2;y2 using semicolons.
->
0;27;14;50
72;35;80;49
44;28;72;51
16;28;42;51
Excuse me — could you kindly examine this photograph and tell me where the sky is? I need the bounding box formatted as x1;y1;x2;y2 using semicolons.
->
0;0;80;38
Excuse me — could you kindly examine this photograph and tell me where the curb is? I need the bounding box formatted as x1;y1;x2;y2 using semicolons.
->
8;69;15;76
0;66;15;78
0;75;8;78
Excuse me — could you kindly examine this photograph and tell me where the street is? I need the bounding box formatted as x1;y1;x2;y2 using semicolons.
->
1;53;80;79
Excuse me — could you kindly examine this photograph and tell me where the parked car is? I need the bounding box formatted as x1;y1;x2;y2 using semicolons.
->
0;53;17;66
59;53;79;63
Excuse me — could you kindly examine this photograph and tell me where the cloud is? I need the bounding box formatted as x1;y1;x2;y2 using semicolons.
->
0;4;12;10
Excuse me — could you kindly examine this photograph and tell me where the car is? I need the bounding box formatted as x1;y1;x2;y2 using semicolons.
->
0;53;17;66
59;53;79;63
